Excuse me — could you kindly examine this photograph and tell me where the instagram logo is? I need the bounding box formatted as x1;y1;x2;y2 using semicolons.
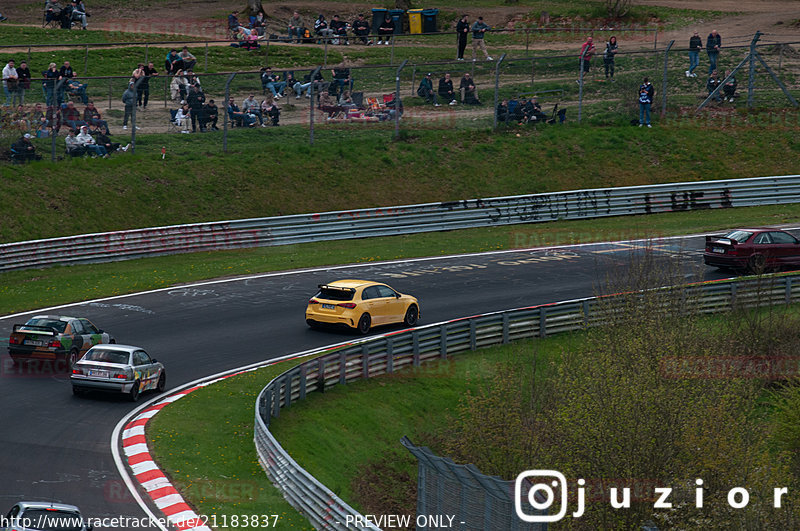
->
515;470;585;523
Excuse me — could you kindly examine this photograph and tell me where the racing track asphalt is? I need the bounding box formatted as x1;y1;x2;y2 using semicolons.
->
0;234;736;530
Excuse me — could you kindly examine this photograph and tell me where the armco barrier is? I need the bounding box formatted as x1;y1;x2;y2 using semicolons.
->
3;175;800;271
254;273;800;530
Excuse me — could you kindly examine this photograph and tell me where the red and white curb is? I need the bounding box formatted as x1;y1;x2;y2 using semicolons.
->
119;371;255;531
112;340;364;531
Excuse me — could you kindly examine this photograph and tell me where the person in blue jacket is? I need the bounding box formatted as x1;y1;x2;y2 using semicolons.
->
638;77;654;128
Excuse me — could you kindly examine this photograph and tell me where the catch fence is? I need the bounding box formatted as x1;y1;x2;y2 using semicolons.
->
254;273;800;530
3;32;799;155
2;174;799;271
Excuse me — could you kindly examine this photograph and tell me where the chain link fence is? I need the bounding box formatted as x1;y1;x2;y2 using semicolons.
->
3;31;798;159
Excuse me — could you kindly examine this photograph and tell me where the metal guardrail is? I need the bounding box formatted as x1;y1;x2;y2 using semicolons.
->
254;273;800;530
3;175;800;272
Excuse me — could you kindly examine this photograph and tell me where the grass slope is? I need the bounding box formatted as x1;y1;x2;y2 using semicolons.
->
3;124;800;244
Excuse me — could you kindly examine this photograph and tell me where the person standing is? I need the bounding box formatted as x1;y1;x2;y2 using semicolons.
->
187;85;206;132
141;62;158;109
638;77;654;128
121;82;137;130
456;14;469;61
43;62;59;107
16;61;30;104
578;36;595;82
603;36;617;81
686;31;702;77
706;29;721;75
2;59;18;106
471;16;492;61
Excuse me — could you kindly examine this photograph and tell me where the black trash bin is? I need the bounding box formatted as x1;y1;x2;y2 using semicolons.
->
389;9;405;33
422;8;439;33
371;8;387;35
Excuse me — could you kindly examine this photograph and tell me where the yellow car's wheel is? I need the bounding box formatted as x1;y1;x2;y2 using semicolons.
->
404;305;419;327
357;313;371;334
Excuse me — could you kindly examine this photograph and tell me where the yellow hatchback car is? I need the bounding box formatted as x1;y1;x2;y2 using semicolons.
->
306;280;420;333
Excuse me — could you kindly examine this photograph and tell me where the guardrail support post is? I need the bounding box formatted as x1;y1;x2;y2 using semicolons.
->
469;320;477;351
539;307;547;338
412;332;420;366
339;351;347;384
786;278;793;304
583;299;591;327
285;374;292;408
439;325;447;359
730;283;737;308
317;358;325;393
299;366;306;401
272;384;281;417
386;338;394;374
361;344;369;378
502;314;509;344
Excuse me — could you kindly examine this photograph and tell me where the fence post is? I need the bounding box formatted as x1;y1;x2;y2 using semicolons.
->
525;28;529;54
309;65;322;146
530;58;535;88
107;77;112;111
145;43;149;64
323;39;328;67
410;67;417;97
50;79;66;162
204;42;209;72
578;45;589;123
390;35;395;65
492;53;506;130
84;44;89;76
27;47;31;65
661;39;675;116
222;72;237;153
747;32;758;109
130;76;145;154
394;59;408;139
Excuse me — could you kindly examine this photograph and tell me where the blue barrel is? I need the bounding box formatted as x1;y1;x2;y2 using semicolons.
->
371;8;387;35
422;8;439;33
389;9;405;34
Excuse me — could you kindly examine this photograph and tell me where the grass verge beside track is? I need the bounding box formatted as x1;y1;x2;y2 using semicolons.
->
2;203;800;315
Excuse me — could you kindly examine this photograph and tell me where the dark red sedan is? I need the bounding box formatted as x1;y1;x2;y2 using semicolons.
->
703;228;800;272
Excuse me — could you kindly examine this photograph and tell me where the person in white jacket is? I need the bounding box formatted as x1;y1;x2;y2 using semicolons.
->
76;125;108;156
2;59;18;106
170;70;188;102
173;103;191;133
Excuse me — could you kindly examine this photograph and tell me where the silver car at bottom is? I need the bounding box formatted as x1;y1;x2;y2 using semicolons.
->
2;501;92;531
70;344;166;402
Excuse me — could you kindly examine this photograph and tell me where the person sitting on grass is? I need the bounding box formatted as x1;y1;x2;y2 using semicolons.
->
11;133;41;162
438;73;457;105
173;103;191;133
329;15;348;45
227;96;256;127
93;129;124;152
417;72;439;106
260;98;280;126
496;99;509;123
459;72;480;104
722;69;737;102
65;129;84;156
202;99;218;130
178;46;197;72
83;101;109;134
62;101;86;130
706;70;722;102
76;125;108;157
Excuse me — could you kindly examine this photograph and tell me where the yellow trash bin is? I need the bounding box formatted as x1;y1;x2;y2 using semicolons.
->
408;9;423;34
